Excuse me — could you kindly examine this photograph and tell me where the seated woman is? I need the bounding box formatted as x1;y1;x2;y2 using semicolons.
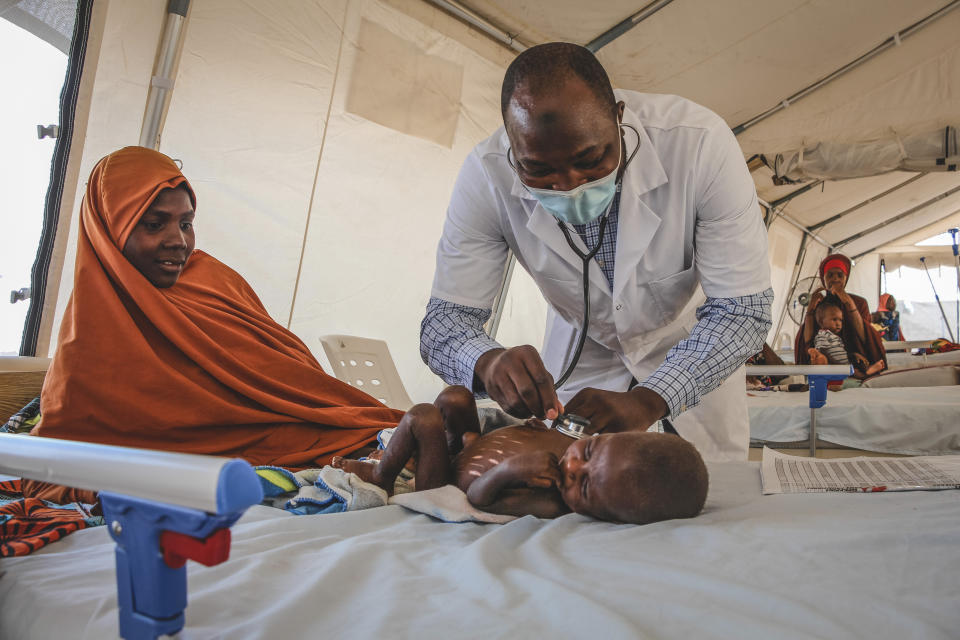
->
871;293;904;341
24;147;408;503
794;254;886;370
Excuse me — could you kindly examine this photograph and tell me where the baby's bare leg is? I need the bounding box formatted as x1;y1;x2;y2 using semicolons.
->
434;385;481;456
333;403;449;493
807;348;828;365
865;360;885;376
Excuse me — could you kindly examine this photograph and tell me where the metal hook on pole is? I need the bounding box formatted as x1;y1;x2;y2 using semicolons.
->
920;256;955;342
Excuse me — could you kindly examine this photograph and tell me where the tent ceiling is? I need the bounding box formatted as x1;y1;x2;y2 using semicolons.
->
442;0;960;260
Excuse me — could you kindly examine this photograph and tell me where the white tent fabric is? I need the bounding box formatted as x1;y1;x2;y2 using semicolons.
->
45;0;546;403
34;0;960;401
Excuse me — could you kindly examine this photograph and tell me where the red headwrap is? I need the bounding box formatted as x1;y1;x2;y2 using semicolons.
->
819;254;851;285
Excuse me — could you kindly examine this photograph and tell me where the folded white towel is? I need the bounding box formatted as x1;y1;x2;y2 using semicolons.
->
389;484;516;524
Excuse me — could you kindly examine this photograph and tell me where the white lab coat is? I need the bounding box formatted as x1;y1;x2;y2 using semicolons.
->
431;90;771;461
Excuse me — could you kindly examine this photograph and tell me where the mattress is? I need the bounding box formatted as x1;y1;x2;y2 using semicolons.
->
886;349;960;371
748;386;960;454
1;462;958;639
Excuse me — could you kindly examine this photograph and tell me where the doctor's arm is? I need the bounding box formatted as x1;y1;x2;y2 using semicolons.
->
421;151;562;419
582;118;771;428
636;291;773;419
640;118;772;418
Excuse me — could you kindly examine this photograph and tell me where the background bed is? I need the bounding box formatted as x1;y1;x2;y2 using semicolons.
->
748;385;960;454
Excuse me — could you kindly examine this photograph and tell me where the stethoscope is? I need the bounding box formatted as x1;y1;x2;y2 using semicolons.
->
512;124;678;438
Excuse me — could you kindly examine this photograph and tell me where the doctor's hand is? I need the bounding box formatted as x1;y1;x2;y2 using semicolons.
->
563;387;668;434
474;346;564;420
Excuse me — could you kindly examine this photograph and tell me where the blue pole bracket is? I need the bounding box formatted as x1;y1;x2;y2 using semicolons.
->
807;370;852;409
99;459;263;640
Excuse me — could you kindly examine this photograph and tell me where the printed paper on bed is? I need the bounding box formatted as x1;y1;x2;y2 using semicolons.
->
760;447;960;495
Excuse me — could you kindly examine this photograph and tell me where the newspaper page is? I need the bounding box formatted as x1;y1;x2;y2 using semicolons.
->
761;447;960;495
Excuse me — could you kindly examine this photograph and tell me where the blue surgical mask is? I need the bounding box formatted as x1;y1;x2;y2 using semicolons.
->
511;132;623;225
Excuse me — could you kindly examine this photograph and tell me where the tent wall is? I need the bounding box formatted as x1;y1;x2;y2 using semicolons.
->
764;218;804;349
46;0;170;354
45;0;547;404
43;0;953;400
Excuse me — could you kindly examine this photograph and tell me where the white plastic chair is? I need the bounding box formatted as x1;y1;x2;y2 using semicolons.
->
319;335;414;410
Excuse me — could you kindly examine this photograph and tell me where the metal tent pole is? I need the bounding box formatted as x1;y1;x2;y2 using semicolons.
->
423;0;528;51
585;0;676;52
920;256;955;341
950;228;960;338
772;235;809;349
809;174;927;232
732;0;960;135
834;185;960;249
139;0;189;149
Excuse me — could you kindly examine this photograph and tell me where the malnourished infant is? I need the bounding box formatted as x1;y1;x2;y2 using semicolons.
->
334;386;708;524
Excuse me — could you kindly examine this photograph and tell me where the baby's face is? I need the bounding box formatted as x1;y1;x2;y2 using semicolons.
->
558;432;647;522
818;306;843;334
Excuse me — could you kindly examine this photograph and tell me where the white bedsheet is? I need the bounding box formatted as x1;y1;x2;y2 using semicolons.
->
2;462;958;639
886;349;960;371
748;386;960;454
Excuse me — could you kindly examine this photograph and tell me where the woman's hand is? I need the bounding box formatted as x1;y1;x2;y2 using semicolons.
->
807;289;825;315
829;284;855;310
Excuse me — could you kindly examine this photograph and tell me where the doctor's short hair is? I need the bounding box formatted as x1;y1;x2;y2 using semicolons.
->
500;42;617;118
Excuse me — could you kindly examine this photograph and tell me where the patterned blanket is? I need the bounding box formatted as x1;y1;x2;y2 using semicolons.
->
0;479;103;557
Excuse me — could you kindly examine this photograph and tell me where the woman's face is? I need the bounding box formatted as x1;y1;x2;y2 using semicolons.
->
823;267;847;290
886;296;897;312
122;186;195;288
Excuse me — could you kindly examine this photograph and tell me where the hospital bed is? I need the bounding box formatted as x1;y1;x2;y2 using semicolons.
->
2;358;959;638
2;453;958;639
885;348;960;371
748;383;960;455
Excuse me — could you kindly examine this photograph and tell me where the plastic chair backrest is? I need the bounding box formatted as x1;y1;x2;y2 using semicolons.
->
319;335;414;411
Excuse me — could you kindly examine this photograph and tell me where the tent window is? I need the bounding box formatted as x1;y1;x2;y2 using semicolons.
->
883;266;960;340
0;6;75;355
345;19;464;148
14;0;92;356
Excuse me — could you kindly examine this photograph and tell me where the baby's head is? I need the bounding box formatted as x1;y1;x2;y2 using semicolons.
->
557;431;708;524
122;183;195;288
816;294;844;335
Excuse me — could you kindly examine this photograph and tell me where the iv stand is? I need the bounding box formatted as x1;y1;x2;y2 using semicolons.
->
920;256;955;342
950;228;959;340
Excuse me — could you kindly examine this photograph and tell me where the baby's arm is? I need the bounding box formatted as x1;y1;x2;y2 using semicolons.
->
466;452;569;518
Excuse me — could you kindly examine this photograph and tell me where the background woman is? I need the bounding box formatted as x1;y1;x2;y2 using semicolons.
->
794;253;886;368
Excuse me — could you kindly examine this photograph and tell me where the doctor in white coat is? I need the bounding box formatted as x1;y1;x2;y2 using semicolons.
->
420;43;772;461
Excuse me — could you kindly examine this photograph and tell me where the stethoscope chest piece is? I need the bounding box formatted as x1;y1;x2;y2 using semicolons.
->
552;413;592;439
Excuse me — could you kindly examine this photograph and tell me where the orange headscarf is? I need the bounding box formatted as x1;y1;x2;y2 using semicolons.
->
27;147;403;502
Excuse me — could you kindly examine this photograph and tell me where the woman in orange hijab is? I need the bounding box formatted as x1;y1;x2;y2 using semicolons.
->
794;253;886;368
25;147;405;502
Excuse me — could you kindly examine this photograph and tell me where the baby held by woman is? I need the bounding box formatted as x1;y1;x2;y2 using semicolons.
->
808;294;885;377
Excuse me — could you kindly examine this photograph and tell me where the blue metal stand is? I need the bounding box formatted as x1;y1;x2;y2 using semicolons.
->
99;459;263;640
807;368;853;456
